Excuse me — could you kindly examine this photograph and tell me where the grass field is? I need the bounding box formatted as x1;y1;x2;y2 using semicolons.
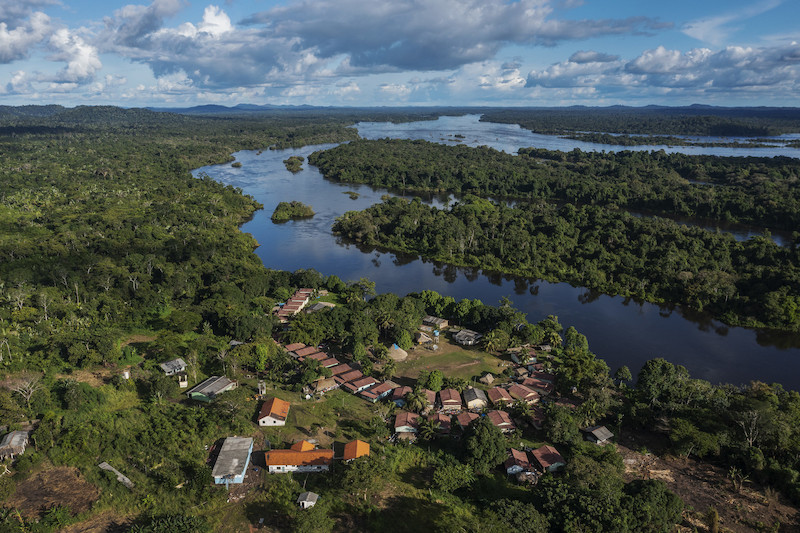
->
395;338;507;384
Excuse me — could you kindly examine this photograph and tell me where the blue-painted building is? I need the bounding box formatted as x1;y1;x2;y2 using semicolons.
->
212;437;253;485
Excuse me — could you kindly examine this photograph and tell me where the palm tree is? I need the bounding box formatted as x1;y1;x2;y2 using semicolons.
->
405;386;429;413
418;417;441;441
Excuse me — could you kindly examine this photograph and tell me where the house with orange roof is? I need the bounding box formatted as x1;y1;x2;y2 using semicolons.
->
265;449;334;473
265;441;334;473
257;397;291;427
342;440;370;461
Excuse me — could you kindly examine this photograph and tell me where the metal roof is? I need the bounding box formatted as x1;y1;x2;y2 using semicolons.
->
212;437;253;479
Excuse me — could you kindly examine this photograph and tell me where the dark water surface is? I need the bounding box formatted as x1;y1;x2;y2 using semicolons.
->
194;115;800;390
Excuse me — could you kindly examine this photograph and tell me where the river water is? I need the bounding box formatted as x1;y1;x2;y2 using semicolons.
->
194;114;800;390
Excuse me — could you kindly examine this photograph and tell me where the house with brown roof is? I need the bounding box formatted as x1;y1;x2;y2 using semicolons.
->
265;442;334;473
508;383;540;404
488;387;513;406
423;389;437;407
293;346;320;359
343;377;379;394
284;342;306;352
394;411;420;434
438;388;462;413
342;440;370;461
456;411;480;429
391;386;413;407
360;381;397;403
427;412;451;434
487;410;516;433
531;371;556;383
319;357;340;368
531;445;565;472
504;448;532;475
329;363;354;376
520;378;555;396
305;351;328;361
258;397;291;426
333;369;363;385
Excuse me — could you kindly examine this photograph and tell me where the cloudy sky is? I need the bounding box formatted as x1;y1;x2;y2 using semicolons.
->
1;0;799;107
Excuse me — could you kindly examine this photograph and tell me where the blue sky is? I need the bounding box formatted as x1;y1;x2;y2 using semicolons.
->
1;0;798;107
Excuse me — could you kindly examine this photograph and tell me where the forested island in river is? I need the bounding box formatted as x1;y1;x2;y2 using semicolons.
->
0;105;799;532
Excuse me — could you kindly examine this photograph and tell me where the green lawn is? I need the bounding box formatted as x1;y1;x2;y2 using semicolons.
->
397;342;506;382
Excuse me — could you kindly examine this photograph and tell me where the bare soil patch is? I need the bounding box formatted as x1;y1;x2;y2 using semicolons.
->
62;509;132;533
618;432;799;532
7;466;99;519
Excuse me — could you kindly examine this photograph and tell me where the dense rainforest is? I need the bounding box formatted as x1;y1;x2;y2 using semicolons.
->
479;106;800;136
332;196;800;330
309;138;800;231
0;106;799;532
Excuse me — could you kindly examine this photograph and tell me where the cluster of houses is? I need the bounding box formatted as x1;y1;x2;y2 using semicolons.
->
274;288;314;322
391;384;525;439
213;394;371;485
505;444;566;482
283;342;401;403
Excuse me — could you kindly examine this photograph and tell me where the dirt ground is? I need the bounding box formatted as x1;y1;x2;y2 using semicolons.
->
61;510;132;533
618;432;799;532
7;466;99;519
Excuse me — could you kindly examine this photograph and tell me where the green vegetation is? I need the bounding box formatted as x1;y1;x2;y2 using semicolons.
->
344;190;360;199
309;138;800;230
283;155;304;173
0;105;798;531
479;106;800;136
565;132;772;148
271;201;315;222
333;196;800;330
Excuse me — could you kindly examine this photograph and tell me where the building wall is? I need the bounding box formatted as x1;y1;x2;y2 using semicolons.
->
267;464;329;473
259;417;286;427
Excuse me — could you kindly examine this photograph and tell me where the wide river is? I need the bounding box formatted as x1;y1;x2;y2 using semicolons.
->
195;114;800;390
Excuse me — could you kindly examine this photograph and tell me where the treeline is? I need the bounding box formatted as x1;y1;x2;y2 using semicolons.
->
309;138;800;231
479;106;800;136
564;132;773;149
333;196;800;330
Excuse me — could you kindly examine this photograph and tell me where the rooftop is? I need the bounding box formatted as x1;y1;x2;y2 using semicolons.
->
211;437;253;479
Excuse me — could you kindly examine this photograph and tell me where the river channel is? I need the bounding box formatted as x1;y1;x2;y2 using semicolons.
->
194;114;800;390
